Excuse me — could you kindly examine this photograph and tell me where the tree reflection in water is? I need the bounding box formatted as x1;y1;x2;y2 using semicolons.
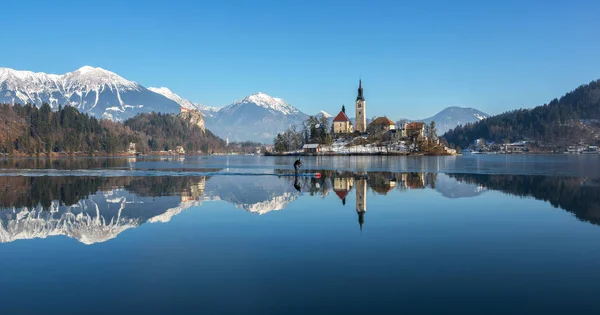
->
0;171;598;244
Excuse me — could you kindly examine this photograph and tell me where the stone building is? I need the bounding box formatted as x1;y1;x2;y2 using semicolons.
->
333;105;353;134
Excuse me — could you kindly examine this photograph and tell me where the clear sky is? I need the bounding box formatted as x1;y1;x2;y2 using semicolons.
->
2;0;599;119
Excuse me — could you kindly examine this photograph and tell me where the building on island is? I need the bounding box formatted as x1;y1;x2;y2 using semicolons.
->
333;105;353;134
303;143;321;154
355;80;367;133
403;122;426;139
368;116;396;134
175;146;186;154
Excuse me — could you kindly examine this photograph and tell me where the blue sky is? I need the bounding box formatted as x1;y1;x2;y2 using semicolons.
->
2;0;599;119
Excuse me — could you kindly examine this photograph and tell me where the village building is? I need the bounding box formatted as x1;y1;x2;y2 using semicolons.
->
368;116;396;134
128;142;136;154
302;143;321;154
333;105;354;134
175;146;186;154
403;122;426;139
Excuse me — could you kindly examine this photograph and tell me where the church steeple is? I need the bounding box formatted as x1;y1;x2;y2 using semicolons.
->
356;79;365;101
358;210;364;232
355;79;367;133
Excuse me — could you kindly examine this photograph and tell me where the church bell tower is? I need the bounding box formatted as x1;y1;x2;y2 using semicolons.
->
355;79;367;133
356;178;367;231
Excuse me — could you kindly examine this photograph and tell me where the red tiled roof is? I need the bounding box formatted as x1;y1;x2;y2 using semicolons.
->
335;190;349;200
406;122;425;130
333;111;351;122
370;116;395;126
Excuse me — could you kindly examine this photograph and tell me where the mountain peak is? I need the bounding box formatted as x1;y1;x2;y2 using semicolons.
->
149;86;172;94
231;92;300;116
76;65;105;73
318;110;333;118
421;106;490;134
0;66;179;121
65;65;138;90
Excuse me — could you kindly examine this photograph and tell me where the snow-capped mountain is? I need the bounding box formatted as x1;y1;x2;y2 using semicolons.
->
0;174;303;245
204;174;300;214
0;192;184;245
0;66;181;121
420;107;489;134
148;86;220;118
205;92;309;143
317;110;333;118
144;88;309;142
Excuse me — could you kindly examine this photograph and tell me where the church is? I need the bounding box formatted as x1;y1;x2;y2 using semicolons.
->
333;80;367;135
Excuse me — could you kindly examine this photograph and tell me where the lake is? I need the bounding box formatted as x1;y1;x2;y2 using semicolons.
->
1;155;599;314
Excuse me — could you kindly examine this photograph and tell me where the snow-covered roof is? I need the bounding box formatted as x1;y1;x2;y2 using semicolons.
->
303;144;320;149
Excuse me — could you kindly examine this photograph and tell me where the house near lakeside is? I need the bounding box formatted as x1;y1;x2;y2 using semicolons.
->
128;142;137;154
303;143;321;154
333;105;354;135
402;122;426;139
368;116;396;134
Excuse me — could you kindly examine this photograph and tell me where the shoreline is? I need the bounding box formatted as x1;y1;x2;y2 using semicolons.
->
264;152;455;157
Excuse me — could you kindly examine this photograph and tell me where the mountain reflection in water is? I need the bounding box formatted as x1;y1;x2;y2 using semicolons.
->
0;172;598;244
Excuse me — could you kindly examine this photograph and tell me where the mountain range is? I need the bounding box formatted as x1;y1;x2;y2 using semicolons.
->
443;79;600;147
0;66;182;121
0;66;489;143
421;107;489;134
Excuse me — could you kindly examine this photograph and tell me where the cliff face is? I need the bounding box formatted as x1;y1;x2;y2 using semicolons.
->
178;110;205;133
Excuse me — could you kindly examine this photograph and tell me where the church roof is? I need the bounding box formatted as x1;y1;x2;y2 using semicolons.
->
370;116;395;126
356;79;365;101
333;111;351;122
335;190;349;200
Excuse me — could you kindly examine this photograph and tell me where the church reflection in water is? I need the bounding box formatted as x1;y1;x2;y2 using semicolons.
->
0;171;599;245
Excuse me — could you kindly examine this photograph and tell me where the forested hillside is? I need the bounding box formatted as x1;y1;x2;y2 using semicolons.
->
443;79;600;148
125;112;224;153
0;103;225;156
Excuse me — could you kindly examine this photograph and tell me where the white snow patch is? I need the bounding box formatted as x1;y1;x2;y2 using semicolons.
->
226;92;299;116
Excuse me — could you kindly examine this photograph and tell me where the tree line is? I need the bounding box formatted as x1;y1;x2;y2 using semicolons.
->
443;79;600;148
274;115;332;152
0;103;226;156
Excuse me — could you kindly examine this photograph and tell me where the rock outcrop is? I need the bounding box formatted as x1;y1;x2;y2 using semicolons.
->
178;109;205;133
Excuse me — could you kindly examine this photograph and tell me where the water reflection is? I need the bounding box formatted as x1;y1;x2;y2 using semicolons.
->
1;172;599;244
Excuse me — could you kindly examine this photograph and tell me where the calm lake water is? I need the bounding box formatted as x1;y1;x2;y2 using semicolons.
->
1;155;599;314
